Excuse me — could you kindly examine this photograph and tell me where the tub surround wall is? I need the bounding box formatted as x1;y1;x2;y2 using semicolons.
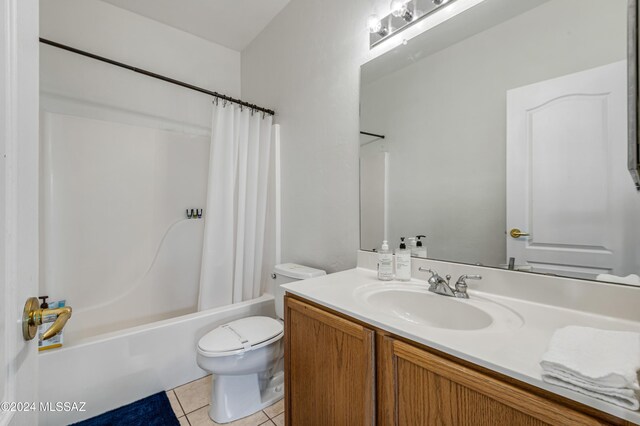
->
40;111;210;341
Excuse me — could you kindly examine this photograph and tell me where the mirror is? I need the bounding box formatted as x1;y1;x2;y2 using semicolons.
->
360;0;640;284
630;0;640;189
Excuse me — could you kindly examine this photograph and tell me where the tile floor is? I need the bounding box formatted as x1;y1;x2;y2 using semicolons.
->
166;375;284;426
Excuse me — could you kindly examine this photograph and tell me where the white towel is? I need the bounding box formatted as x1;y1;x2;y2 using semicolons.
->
540;326;640;410
542;368;640;410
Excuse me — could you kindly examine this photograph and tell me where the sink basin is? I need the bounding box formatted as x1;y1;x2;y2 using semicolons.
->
354;283;523;332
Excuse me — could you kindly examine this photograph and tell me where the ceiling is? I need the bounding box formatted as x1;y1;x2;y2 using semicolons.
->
98;0;290;51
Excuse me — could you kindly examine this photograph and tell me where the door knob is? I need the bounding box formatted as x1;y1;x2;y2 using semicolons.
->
509;228;530;239
22;297;72;341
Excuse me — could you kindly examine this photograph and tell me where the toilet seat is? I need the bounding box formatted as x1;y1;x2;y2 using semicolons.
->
197;316;283;357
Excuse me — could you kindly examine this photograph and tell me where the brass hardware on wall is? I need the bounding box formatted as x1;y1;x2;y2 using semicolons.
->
509;228;530;239
22;297;73;341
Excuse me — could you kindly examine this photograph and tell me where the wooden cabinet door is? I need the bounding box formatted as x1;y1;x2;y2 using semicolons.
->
285;296;375;426
390;339;608;426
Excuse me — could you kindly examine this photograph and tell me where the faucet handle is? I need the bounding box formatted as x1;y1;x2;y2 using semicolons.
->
418;267;435;275
419;267;440;290
454;274;482;299
458;274;482;282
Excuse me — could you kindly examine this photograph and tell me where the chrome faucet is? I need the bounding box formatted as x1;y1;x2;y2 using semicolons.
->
418;268;482;299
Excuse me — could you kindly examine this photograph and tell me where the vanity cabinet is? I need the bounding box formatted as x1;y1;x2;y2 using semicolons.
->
285;295;632;426
284;296;376;425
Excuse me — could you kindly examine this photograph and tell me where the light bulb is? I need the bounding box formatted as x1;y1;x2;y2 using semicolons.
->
367;14;382;34
390;0;413;21
367;13;388;37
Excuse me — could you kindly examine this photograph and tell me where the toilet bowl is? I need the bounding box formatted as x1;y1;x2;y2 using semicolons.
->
196;263;325;424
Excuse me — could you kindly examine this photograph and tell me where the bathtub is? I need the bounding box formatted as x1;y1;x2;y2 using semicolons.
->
38;294;276;425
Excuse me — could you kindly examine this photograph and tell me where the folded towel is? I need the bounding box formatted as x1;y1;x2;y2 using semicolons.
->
540;326;640;410
541;371;639;410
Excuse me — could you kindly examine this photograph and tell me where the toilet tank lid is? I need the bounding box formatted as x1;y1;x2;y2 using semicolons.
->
274;263;326;280
198;316;283;356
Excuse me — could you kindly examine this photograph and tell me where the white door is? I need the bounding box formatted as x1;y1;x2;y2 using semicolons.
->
1;1;39;425
506;61;633;279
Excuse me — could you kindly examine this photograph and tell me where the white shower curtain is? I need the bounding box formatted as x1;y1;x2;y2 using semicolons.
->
198;101;273;310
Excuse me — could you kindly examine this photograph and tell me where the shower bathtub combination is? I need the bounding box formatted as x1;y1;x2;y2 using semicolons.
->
38;107;279;425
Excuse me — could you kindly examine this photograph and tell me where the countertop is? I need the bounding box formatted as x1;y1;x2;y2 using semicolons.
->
282;267;640;424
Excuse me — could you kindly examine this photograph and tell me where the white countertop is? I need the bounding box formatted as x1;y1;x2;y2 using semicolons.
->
283;267;640;424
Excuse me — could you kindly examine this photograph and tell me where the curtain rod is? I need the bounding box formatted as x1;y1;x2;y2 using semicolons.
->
39;38;276;116
360;131;385;139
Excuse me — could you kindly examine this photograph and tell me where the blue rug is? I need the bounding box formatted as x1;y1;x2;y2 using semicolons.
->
71;392;180;426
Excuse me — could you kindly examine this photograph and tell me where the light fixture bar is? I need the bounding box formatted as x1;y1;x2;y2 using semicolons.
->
369;0;456;48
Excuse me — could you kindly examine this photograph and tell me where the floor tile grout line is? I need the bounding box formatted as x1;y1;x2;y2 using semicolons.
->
172;374;212;392
264;409;284;420
183;402;209;417
169;389;188;419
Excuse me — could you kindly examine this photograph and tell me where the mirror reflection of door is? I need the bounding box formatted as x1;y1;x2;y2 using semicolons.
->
507;61;640;279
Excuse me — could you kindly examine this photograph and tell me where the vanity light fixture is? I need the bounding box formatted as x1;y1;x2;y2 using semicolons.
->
369;0;457;48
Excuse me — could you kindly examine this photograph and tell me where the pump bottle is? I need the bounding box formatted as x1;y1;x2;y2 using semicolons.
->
395;237;411;281
377;240;394;281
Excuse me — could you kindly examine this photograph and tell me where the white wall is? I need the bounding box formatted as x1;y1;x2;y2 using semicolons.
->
241;0;391;273
360;0;627;266
40;0;240;98
40;0;240;133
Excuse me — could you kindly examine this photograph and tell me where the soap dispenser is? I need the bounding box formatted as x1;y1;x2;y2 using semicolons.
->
395;237;411;281
378;240;394;281
407;237;417;253
413;235;427;258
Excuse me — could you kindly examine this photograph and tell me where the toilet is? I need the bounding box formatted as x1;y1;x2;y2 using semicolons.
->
196;263;326;424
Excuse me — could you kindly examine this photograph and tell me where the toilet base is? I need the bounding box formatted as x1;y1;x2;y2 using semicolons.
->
209;370;284;424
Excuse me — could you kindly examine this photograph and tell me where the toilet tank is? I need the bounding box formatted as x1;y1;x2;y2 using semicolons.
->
274;263;326;319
